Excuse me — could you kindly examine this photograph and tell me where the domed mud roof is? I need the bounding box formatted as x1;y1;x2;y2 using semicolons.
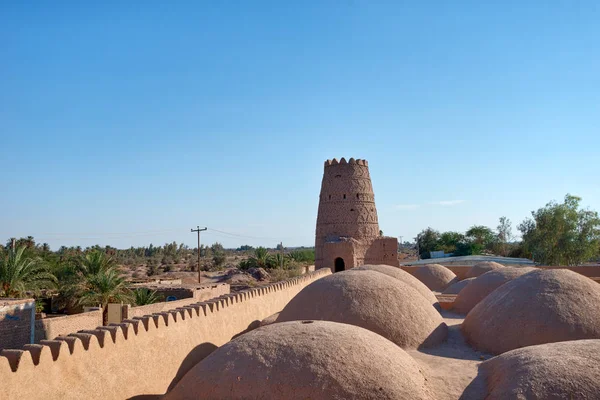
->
277;270;447;349
165;320;433;400
462;269;600;354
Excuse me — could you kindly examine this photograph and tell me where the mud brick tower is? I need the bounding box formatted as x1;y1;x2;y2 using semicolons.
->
315;157;399;272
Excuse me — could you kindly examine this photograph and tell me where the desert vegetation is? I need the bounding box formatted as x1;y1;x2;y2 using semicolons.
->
0;238;315;319
415;194;600;265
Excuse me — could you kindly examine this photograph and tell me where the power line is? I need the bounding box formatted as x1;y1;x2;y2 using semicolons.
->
207;228;285;241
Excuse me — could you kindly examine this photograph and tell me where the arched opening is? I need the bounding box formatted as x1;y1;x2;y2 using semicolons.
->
334;257;345;272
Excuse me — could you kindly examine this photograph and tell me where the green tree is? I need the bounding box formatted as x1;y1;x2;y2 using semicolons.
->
79;250;116;275
210;242;224;254
253;247;271;268
415;228;440;259
0;246;57;297
438;231;465;254
287;249;315;264
271;253;288;269
496;216;514;256
465;225;496;249
132;288;161;306
212;252;226;267
76;268;131;309
519;194;600;265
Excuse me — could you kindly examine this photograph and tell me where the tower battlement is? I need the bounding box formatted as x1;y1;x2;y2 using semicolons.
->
324;157;368;167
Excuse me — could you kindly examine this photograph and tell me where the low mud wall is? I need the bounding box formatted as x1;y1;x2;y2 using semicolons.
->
0;299;35;351
34;310;103;344
125;283;230;320
0;269;331;400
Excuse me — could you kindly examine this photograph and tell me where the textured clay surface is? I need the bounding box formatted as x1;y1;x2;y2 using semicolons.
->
442;278;476;295
453;267;535;314
277;270;448;349
355;264;439;306
413;264;457;291
465;261;505;279
481;339;600;399
165;320;434;400
462;269;600;354
315;158;398;270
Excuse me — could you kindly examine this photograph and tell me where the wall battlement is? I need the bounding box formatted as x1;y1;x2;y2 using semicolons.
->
0;269;331;400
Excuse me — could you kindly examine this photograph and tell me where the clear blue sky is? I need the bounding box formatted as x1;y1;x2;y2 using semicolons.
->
1;2;599;250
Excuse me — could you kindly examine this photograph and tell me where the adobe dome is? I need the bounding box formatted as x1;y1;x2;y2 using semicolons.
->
464;261;504;278
453;267;535;314
277;270;447;349
165;321;433;400
355;264;438;306
462;269;600;354
412;264;456;291
442;277;475;295
481;340;600;399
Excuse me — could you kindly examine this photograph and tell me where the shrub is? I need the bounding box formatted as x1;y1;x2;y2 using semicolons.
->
213;253;226;267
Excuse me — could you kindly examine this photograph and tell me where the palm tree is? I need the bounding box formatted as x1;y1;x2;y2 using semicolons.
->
0;246;57;297
78;250;115;275
253;247;271;268
272;253;287;269
76;268;131;309
132;288;161;306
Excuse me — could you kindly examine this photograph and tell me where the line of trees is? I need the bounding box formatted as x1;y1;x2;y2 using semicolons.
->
238;247;315;270
0;237;317;319
416;194;600;266
0;246;162;322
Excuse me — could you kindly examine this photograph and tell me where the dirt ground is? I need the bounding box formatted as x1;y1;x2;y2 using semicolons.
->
407;310;490;400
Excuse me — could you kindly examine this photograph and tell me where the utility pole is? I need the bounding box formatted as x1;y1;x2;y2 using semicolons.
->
191;226;207;284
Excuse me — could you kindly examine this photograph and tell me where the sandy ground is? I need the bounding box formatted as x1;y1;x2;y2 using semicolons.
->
407;310;490;400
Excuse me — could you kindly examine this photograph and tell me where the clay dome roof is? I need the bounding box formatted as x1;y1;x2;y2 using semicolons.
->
165;320;433;400
481;339;600;399
354;264;438;306
277;270;447;349
464;261;505;278
442;277;476;295
412;264;456;291
462;269;600;354
453;267;535;314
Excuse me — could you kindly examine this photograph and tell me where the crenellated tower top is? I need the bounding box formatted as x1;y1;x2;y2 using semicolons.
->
324;157;368;167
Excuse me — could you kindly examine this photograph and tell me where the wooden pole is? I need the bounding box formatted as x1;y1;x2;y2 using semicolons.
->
191;226;207;284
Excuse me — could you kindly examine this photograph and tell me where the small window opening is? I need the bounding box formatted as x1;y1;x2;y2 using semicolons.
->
356;193;359;199
343;194;346;199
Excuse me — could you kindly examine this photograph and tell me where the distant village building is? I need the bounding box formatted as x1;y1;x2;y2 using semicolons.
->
315;157;399;271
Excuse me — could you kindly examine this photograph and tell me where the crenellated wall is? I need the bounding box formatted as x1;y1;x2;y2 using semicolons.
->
34;309;103;344
124;283;230;320
0;269;331;400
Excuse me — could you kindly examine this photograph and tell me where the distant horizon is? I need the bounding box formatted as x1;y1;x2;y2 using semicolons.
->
2;3;598;250
2;189;591;251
